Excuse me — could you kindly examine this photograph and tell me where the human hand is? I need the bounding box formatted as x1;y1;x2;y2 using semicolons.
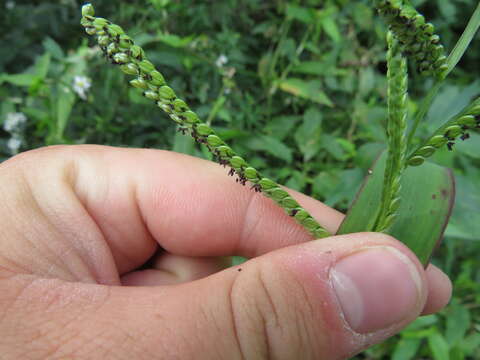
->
0;146;451;359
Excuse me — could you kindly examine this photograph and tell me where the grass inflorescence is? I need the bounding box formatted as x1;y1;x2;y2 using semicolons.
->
375;32;409;232
80;3;330;239
408;98;480;166
375;0;448;78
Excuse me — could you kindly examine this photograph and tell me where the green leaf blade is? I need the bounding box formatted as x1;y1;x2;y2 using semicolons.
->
337;152;455;265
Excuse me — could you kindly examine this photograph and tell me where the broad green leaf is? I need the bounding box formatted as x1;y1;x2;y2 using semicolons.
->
1;73;37;87
428;332;450;360
262;136;293;163
446;173;480;241
460;333;480;356
265;115;301;141
157;33;194;48
294;107;322;162
337;152;455;265
34;53;51;79
403;314;438;331
43;37;64;60
286;4;315;23
278;78;333;106
392;338;421;360
322;17;341;43
55;87;75;142
445;301;471;346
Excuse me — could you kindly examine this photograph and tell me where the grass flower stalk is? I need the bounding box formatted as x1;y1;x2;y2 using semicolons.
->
80;3;330;239
375;32;409;232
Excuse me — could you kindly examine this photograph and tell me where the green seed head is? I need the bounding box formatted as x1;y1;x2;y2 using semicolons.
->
471;103;480;115
294;209;309;221
120;63;139;76
258;178;276;191
216;145;233;157
206;135;223;147
469;99;480;116
130;45;144;59
170;114;182;123
113;53;129;64
183;111;199;124
107;43;118;56
301;217;319;231
244;167;258;181
281;196;299;209
93;17;108;29
313;228;330;239
98;35;109;47
173;99;188;113
158;102;173;114
423;23;435;35
150;71;166;86
230;156;247;170
271;188;289;201
408;156;425;166
457;115;476;127
85;27;96;35
108;24;125;36
80;17;92;27
416;146;436;158
445;125;462;138
429;135;448;148
138;60;155;74
130;77;148;89
82;3;95;17
144;90;159;101
118;35;133;49
390;197;401;213
158;86;176;100
195;124;212;136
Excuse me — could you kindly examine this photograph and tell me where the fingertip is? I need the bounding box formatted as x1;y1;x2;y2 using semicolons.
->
422;264;452;315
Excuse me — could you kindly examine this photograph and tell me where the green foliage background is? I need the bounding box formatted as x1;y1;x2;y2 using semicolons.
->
1;0;479;358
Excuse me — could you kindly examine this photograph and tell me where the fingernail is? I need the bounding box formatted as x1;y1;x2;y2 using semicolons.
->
331;246;422;333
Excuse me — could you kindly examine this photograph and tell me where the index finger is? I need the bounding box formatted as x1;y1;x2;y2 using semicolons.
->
4;145;344;275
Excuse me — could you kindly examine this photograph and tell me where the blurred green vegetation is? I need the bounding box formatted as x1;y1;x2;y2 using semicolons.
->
1;0;479;359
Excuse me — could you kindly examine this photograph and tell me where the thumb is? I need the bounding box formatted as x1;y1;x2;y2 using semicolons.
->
2;233;427;360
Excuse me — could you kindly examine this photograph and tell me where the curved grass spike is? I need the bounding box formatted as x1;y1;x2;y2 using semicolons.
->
375;32;409;232
375;0;448;79
80;3;330;239
407;97;480;167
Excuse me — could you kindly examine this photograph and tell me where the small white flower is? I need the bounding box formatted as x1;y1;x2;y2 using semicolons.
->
5;1;15;10
7;136;22;154
3;112;27;132
215;54;228;68
72;75;92;100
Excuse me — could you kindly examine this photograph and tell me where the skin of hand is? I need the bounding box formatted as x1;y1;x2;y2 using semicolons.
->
0;145;451;360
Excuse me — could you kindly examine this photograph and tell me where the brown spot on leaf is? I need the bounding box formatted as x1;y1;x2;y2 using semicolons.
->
432;194;437;199
441;189;448;199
